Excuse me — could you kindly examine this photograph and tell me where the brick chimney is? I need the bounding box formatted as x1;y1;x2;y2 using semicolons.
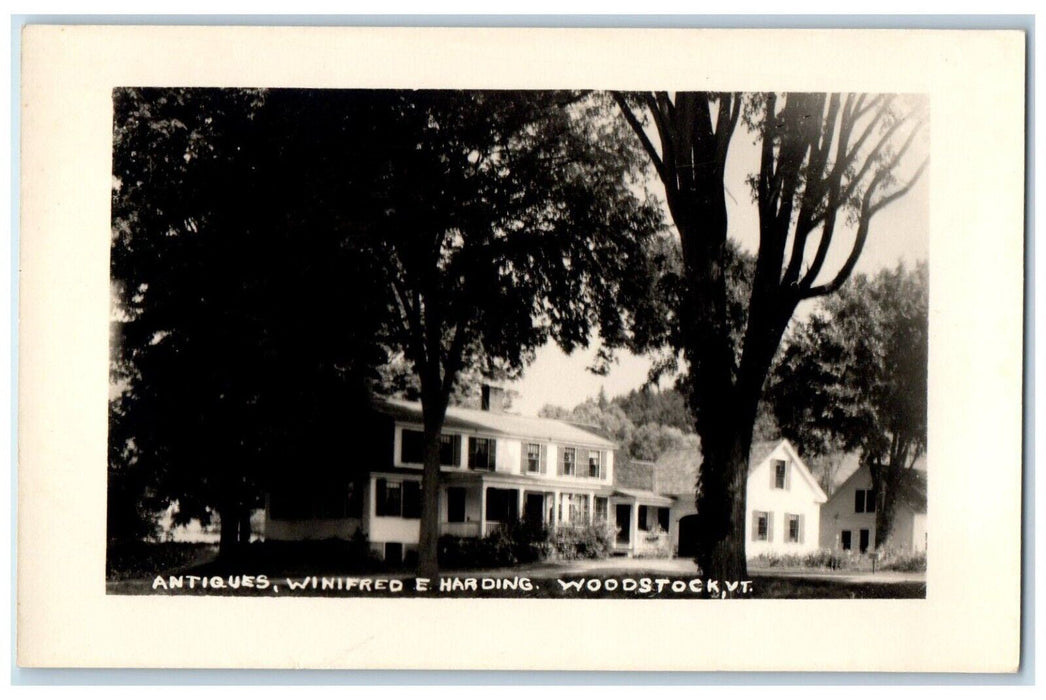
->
481;384;506;413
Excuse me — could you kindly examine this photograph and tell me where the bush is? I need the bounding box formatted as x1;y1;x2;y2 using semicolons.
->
749;547;927;572
438;520;615;568
439;519;552;569
749;549;859;571
547;522;616;560
106;541;218;580
879;550;927;572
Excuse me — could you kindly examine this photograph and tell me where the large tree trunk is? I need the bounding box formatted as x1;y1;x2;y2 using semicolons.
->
417;384;450;578
217;500;244;561
693;421;754;580
870;461;902;549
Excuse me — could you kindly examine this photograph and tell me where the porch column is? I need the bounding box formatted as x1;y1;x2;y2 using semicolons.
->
479;485;487;537
552;490;560;526
516;488;525;523
630;502;639;555
368;475;377;521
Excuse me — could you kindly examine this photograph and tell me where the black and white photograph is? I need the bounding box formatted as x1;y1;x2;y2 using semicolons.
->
17;25;1024;671
106;86;930;599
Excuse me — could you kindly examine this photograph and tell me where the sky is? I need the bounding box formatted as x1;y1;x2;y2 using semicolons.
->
508;98;930;417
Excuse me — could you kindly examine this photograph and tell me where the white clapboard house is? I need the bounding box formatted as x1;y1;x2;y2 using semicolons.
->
264;390;829;562
264;386;621;563
650;439;828;558
818;461;927;554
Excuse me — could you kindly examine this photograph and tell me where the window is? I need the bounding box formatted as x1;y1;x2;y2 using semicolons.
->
786;513;802;543
447;487;466;523
376;479;401;517
402;481;422;519
401;430;423;464
773;460;787;489
525;443;542;473
594;497;608;523
855;489;876;514
859;529;870;553
638;505;650;531
375;479;421;519
485;488;518;522
753;511;771;541
841;530;852;550
562;493;589;525
468;437;496;471
587;450;601;478
400;429;460;466
384;542;403;564
562;447;576;476
440;434;461;466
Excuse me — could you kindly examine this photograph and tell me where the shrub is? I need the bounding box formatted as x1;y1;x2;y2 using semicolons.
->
548;522;616;560
438;519;552;569
438;520;615;568
748;549;859;571
106;541;217;581
879;549;927;572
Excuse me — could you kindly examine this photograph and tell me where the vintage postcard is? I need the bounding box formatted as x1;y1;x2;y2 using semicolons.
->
17;26;1024;670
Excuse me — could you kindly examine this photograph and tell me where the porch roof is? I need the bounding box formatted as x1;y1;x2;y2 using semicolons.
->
440;469;616;495
612;487;674;507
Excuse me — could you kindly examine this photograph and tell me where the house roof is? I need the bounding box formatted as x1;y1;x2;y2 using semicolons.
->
826;461;928;514
614;457;655;490
652;440;780;496
373;398;617;448
651;447;700;496
651;438;827;503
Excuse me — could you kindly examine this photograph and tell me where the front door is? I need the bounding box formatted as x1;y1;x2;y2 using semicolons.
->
615;504;631;544
859;528;870;553
524;493;545;524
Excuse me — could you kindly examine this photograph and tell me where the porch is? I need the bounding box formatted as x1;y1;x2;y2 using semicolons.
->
609;488;674;557
439;479;609;538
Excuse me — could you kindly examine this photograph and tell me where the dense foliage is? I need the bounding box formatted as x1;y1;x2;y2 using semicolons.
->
768;262;928;546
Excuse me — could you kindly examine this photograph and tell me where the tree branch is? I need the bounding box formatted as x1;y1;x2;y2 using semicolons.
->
612;92;668;183
869;157;928;216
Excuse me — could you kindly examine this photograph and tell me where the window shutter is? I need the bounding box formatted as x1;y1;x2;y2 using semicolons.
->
770;461;776;489
799;514;806;544
520;446;527;473
557;447;565;476
540;444;547;474
785;462;792;490
599;451;606;480
376;479;387;516
767;512;774;541
751;512;759;542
